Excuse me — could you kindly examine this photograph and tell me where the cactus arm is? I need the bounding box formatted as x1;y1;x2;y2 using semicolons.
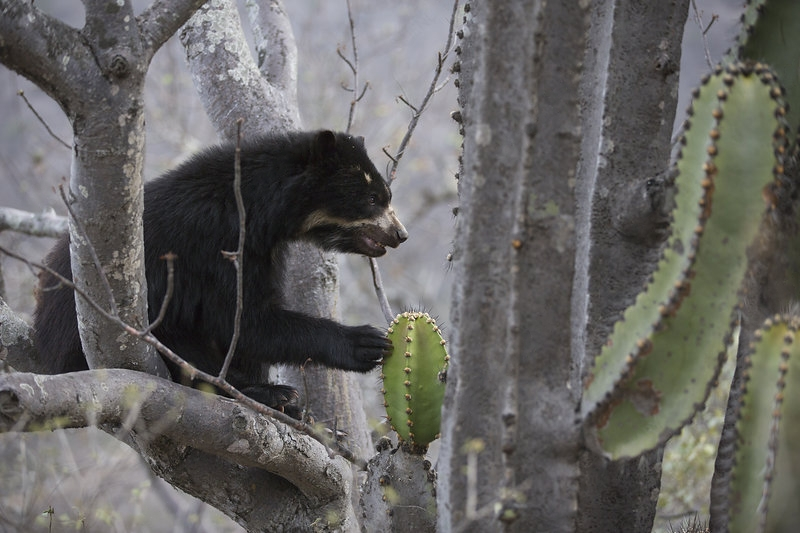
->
584;64;788;460
728;317;788;533
579;70;722;419
767;325;800;531
732;0;800;131
727;316;800;533
382;312;449;451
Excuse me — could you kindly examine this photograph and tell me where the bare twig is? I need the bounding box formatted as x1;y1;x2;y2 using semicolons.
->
387;0;460;183
690;0;716;70
219;118;247;381
59;184;119;317
339;0;369;134
369;258;394;323
381;146;397;165
17;90;71;150
336;0;397;322
336;47;356;76
141;253;176;336
365;0;460;323
396;94;419;114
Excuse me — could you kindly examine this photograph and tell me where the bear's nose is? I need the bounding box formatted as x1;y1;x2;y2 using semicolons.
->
396;226;409;243
388;209;408;244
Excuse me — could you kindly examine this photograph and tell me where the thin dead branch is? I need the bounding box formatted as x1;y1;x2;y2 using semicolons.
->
17;90;71;149
141;253;176;336
368;0;460;323
690;0;716;70
59;184;119;317
219;118;247;381
368;258;393;323
339;0;368;134
387;0;460;183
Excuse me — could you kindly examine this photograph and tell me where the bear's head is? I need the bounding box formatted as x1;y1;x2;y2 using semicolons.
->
300;131;408;257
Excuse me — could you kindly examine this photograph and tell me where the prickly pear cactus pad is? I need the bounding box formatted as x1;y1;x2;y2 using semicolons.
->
582;63;789;459
382;312;449;451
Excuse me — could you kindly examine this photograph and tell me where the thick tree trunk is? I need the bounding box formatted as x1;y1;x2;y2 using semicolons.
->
440;1;688;531
574;1;688;531
439;2;587;531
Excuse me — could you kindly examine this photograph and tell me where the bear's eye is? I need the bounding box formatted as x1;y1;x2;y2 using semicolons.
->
368;194;377;206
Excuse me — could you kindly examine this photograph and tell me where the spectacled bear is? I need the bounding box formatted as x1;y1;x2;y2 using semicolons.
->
33;130;408;412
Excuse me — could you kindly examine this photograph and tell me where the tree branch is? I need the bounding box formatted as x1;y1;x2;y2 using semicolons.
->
219;120;246;380
340;0;366;133
180;0;299;140
137;0;210;62
17;90;72;149
0;297;37;373
245;0;298;97
0;369;351;504
0;207;67;238
0;239;363;462
387;0;460;183
0;0;88;108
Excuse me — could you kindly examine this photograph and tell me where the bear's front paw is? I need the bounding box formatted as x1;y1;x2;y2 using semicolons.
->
241;383;300;415
345;324;391;372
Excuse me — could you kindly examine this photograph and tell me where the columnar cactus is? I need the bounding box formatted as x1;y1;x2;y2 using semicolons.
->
582;62;789;459
381;311;449;452
726;315;800;533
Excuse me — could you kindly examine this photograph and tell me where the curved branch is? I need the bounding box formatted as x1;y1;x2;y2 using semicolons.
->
245;0;298;97
0;369;351;504
388;0;460;182
0;207;68;238
180;0;300;139
0;0;88;108
137;0;210;63
0;297;38;372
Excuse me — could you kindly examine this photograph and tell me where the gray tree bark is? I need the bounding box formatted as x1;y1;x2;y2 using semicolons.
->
440;1;688;531
439;2;586;530
574;1;688;532
2;0;701;530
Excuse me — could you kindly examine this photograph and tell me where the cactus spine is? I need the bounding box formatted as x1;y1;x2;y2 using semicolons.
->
382;311;449;451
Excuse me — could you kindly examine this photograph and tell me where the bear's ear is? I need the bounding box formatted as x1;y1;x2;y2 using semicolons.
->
355;135;365;146
313;130;337;159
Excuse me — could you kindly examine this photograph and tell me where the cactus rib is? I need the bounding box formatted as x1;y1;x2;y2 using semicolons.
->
728;315;800;533
583;63;788;459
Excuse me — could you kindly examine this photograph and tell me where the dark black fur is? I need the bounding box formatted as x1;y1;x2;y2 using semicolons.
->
34;130;408;410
